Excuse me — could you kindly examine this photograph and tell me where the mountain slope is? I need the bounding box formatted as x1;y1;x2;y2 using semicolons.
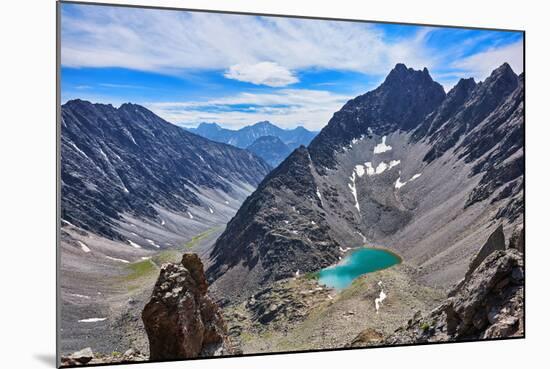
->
189;121;317;150
207;63;524;302
246;136;292;167
61;99;272;244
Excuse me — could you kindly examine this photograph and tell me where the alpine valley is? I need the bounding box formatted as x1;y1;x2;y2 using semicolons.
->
59;63;524;365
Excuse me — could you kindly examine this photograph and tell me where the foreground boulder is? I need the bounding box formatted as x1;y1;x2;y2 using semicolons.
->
60;347;94;366
385;235;524;344
142;253;231;360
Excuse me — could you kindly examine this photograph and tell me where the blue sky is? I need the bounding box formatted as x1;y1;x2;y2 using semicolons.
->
60;3;523;130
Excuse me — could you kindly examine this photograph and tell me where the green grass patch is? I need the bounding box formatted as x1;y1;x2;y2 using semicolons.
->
123;259;158;282
152;249;182;266
183;228;216;248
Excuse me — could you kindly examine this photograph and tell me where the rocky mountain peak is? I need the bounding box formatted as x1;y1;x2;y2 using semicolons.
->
382;63;440;89
252;120;274;128
308;64;446;169
481;62;518;96
197;122;222;130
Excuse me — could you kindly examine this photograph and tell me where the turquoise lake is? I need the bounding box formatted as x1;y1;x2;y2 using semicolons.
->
318;248;401;290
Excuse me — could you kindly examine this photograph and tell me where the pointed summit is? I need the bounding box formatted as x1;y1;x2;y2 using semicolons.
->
383;63;436;87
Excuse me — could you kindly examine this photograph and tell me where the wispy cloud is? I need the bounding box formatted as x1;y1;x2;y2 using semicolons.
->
451;40;524;80
145;89;352;130
61;5;436;77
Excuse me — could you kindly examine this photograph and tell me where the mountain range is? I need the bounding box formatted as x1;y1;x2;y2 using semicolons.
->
187;121;317;166
207;63;524;302
246;136;293;167
61;100;272;246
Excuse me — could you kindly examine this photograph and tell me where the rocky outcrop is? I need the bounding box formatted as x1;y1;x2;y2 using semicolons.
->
60;347;94;366
60;347;148;367
386;238;524;344
449;224;506;296
142;254;231;361
347;328;385;348
508;227;525;253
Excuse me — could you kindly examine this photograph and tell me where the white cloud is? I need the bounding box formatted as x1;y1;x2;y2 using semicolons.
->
145;89;352;130
61;5;435;77
224;62;299;87
451;40;524;82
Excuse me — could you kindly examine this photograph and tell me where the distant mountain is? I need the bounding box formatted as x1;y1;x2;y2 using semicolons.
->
246;136;292;167
61;100;272;245
188;121;318;150
207;63;524;302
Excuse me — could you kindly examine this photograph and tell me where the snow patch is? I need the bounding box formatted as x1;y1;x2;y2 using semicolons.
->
61;219;76;227
127;240;142;249
348;172;360;213
389;160;401;169
160;219;165;225
208;207;214;214
187;211;194;219
395;178;406;189
375;162;388;174
354;164;365;178
78;318;107;323
68;293;90;300
373;136;392;154
316;187;324;207
375;285;387;314
356;231;367;243
105;255;130;263
146;239;160;248
365;162;375;176
395;172;422;189
77;241;91;253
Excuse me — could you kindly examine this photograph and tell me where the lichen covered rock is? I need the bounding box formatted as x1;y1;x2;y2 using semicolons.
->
142;253;230;361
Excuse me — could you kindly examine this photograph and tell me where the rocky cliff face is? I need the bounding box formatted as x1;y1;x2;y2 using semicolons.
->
142;254;231;360
385;227;524;344
207;63;524;301
61;100;271;243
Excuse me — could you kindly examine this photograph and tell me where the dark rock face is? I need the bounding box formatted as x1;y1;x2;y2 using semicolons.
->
309;64;446;171
508;227;525;253
208;147;341;300
386;239;524;344
142;254;230;361
246;135;292;167
208;63;524;301
61;100;271;240
188;121;317;150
